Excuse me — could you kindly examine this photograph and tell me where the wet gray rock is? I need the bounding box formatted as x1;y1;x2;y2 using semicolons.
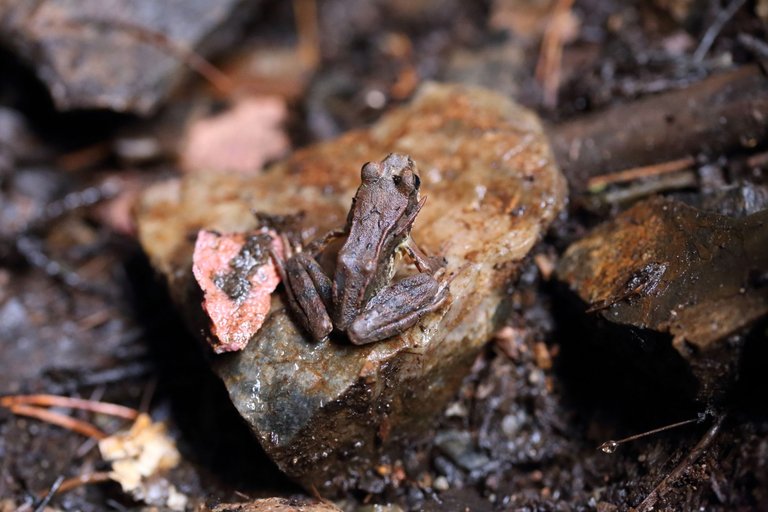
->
434;430;491;472
136;83;566;493
0;0;256;115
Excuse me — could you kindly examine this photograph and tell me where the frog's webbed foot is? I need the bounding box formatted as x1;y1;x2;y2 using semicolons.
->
346;272;450;345
273;251;334;341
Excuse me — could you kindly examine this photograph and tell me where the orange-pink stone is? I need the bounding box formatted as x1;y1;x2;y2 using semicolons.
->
192;229;283;353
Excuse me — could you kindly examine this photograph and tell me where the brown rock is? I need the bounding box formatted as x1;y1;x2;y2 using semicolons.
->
136;82;566;493
557;196;768;400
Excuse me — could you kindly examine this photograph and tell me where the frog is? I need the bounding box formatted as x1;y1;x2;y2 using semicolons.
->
273;153;450;345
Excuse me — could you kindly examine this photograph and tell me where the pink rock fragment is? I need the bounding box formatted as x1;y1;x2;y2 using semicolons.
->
192;229;283;353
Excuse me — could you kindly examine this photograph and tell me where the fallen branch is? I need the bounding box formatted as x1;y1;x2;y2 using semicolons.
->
549;65;768;193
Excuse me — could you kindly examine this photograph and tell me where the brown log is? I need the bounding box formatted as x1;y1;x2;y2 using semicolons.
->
548;65;768;192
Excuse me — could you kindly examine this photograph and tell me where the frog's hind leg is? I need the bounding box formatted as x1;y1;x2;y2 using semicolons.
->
273;251;334;341
346;272;449;345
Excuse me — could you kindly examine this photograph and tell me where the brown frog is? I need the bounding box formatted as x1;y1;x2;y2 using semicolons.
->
274;153;450;345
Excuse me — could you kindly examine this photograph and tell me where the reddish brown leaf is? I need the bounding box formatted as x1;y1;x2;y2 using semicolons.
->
181;97;289;174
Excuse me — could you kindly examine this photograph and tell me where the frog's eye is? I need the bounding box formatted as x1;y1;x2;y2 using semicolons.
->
395;171;417;191
361;162;381;182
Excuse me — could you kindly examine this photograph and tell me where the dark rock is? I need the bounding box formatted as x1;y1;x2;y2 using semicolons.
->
0;0;258;115
702;182;768;218
440;40;526;100
434;430;491;472
0;106;40;175
557;196;768;402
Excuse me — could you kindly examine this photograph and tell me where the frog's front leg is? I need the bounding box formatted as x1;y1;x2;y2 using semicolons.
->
404;240;446;275
275;252;334;341
346;272;450;345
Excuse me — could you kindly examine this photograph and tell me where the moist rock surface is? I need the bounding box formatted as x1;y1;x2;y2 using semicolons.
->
557;196;768;401
136;83;566;492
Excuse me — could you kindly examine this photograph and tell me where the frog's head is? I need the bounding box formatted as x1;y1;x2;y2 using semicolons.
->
361;153;421;201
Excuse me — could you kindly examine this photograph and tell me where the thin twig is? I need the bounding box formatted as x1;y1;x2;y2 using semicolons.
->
599;417;701;453
54;472;113;495
637;414;726;512
1;394;139;420
8;404;107;440
56;142;112;173
139;377;158;413
76;308;114;330
36;181;121;228
536;0;575;108
10;179;121;295
601;171;697;204
746;151;768;168
693;0;747;62
587;156;695;191
34;475;64;512
293;0;320;71
47;361;152;393
16;235;96;292
738;33;768;60
75;436;100;458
